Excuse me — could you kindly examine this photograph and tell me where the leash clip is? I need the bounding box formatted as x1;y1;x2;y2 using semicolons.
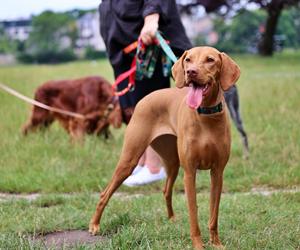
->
129;83;135;92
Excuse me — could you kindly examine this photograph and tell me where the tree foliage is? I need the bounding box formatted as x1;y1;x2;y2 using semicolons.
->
208;7;300;53
178;0;300;56
27;11;77;52
0;26;17;53
212;10;266;53
277;7;300;48
22;10;78;63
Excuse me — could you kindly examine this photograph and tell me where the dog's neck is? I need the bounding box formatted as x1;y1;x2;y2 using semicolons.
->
200;80;223;109
197;102;223;115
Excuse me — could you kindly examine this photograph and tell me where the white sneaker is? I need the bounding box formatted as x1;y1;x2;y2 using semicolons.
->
131;165;143;175
123;166;166;187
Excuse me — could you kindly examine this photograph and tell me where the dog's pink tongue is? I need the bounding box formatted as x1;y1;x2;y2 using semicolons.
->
186;86;203;109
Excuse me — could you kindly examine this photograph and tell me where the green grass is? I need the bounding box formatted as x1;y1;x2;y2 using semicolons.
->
0;53;299;193
0;52;299;249
0;192;299;249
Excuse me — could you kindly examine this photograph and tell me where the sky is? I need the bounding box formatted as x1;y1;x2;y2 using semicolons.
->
0;0;100;20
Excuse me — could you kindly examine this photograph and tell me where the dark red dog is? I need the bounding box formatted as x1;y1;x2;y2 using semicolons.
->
22;76;122;141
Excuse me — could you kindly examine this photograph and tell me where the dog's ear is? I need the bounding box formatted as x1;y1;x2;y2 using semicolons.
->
172;51;187;88
219;52;241;91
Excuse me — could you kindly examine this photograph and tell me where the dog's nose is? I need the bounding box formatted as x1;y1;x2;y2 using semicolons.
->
186;69;197;77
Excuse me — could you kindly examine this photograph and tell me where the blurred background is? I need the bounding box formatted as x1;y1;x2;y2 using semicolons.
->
0;0;299;65
0;2;299;248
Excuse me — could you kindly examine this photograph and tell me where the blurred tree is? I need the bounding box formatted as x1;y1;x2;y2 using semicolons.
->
277;7;300;48
211;8;299;53
0;26;17;53
254;0;300;55
213;10;266;53
177;0;300;56
22;11;78;63
27;11;78;53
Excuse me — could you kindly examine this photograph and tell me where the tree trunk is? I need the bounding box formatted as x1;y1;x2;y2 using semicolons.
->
258;4;282;56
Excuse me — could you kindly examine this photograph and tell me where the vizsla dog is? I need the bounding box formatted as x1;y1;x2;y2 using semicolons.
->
89;47;240;249
22;76;122;141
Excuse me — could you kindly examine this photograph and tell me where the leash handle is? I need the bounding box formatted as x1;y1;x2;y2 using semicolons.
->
0;82;85;119
112;32;177;96
155;32;177;63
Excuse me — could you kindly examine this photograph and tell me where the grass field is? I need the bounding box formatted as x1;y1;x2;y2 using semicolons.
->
1;192;299;249
0;51;299;249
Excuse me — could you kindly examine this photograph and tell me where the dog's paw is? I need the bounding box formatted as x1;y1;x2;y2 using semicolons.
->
88;222;100;235
168;215;176;222
209;233;225;249
209;240;225;249
243;149;250;160
192;237;204;250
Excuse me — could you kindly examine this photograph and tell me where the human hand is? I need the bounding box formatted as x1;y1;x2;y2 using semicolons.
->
139;13;159;45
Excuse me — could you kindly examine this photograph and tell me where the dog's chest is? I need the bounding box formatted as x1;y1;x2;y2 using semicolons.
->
178;119;230;170
189;137;225;169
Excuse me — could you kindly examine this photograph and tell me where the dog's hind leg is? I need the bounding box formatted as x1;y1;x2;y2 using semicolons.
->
22;106;53;135
89;122;152;235
151;134;180;220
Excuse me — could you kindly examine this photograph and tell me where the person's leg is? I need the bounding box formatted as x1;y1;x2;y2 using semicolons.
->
120;52;170;186
138;151;146;166
123;144;163;180
123;146;166;186
144;146;161;174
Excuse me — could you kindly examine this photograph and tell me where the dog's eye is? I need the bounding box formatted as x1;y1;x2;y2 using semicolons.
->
207;56;215;63
185;57;191;62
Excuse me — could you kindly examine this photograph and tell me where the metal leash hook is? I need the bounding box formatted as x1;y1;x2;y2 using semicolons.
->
129;83;135;92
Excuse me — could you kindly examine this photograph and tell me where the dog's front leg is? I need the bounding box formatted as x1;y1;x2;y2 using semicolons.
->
184;168;204;250
89;160;136;235
68;119;85;143
208;168;224;248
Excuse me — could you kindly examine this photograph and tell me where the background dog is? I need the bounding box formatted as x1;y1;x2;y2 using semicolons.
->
22;76;122;141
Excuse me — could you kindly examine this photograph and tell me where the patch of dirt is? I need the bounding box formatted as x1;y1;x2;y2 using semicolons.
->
0;192;145;202
36;230;105;248
249;187;300;196
0;193;41;201
0;187;299;203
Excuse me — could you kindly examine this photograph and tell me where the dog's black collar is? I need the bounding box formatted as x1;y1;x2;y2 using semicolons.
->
197;102;223;115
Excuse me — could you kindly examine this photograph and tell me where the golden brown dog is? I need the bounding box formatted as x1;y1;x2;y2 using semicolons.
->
89;47;240;249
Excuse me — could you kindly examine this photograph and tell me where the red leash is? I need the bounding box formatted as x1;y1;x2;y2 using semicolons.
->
112;34;173;97
111;41;138;96
112;57;136;96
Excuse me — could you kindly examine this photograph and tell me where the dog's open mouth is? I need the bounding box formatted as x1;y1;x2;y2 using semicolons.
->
186;82;210;109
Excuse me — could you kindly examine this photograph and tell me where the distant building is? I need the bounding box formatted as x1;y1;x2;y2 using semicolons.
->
0;9;217;53
0;12;106;52
76;11;106;51
0;19;32;41
181;13;217;45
